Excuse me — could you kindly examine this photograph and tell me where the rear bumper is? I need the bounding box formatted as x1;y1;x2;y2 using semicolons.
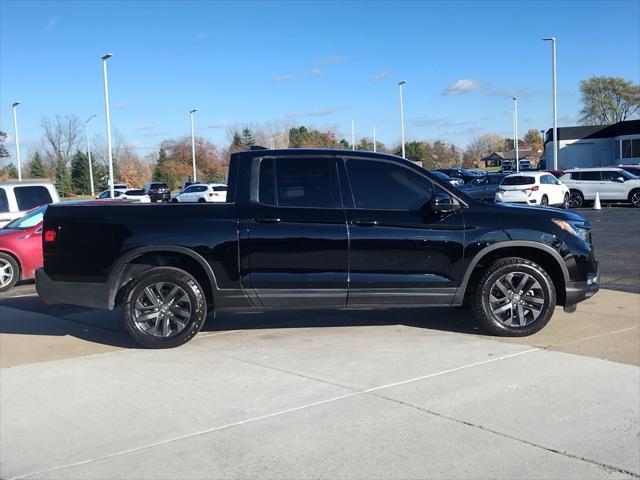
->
35;269;112;309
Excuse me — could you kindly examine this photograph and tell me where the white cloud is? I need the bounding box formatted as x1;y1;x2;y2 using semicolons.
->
412;117;475;128
442;79;486;95
113;102;128;109
199;120;229;130
287;105;346;117
370;70;391;81
193;32;208;41
45;17;57;31
272;74;295;82
311;67;322;76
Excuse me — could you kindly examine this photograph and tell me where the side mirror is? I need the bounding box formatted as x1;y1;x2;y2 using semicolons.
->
430;192;460;213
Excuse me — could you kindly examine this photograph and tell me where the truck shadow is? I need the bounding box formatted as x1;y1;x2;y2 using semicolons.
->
0;296;484;349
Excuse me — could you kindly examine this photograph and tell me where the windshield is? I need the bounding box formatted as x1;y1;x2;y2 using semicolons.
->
4;205;47;230
501;176;535;186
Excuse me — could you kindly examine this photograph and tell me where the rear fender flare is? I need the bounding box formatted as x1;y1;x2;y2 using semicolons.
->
107;245;219;308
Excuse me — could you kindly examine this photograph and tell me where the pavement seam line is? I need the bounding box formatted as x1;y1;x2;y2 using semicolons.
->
8;348;538;480
371;393;640;478
549;326;639;347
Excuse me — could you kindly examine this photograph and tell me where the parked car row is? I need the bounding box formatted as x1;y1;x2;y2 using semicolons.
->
171;183;227;203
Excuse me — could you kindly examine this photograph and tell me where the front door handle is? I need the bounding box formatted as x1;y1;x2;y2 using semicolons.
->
350;219;378;227
254;217;281;223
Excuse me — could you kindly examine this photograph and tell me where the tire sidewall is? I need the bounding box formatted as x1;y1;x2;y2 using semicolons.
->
562;193;570;209
0;253;19;292
122;267;207;348
540;195;548;206
477;260;556;336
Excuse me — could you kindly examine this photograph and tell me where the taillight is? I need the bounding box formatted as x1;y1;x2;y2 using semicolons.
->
530;185;539;191
44;229;57;243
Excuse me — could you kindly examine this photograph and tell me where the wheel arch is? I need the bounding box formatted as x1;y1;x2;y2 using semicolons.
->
0;249;22;280
108;246;218;308
456;241;570;306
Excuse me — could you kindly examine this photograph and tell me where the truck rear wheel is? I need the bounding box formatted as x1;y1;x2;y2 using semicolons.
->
472;257;556;336
121;267;207;348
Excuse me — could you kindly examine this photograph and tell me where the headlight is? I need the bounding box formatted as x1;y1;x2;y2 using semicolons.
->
552;219;590;243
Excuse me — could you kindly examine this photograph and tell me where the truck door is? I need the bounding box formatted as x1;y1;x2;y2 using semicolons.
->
340;156;465;306
243;155;348;307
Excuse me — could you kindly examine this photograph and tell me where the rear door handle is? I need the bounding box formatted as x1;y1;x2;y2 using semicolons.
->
350;219;378;227
254;217;281;223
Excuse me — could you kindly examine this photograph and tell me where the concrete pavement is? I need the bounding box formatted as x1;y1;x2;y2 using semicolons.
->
1;289;639;479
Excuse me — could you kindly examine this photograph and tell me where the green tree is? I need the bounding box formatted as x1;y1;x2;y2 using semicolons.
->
54;158;72;195
579;76;640;125
6;163;19;179
71;150;93;194
395;141;432;167
240;127;255;148
288;126;309;147
339;138;350;149
28;152;48;178
0;130;9;159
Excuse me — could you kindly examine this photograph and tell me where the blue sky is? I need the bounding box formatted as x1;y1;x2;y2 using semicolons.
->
1;0;638;157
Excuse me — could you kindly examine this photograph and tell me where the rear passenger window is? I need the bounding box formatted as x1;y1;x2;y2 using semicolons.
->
258;157;337;208
0;188;8;213
346;159;434;210
14;186;53;211
580;172;601;181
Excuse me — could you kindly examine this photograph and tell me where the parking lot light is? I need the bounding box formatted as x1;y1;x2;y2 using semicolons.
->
513;97;519;172
11;102;21;182
373;124;377;153
85;114;96;197
543;37;558;171
190;109;198;182
398;81;406;158
351;120;355;150
101;53;115;198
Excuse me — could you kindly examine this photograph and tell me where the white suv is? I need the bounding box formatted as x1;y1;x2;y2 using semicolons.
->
171;183;227;203
495;172;570;208
0;181;60;227
559;168;640;208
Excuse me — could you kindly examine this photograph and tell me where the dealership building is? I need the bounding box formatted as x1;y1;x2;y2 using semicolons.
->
543;119;640;169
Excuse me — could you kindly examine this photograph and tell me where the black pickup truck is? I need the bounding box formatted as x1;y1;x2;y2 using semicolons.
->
36;148;599;348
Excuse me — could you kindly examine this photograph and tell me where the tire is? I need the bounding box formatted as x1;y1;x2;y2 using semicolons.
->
472;257;556;337
540;195;548;207
569;190;583;209
629;189;640;208
562;193;570;209
121;267;208;348
197;198;206;203
170;198;178;203
0;253;20;292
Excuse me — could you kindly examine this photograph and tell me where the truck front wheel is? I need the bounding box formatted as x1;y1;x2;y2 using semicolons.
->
472;257;556;336
121;267;207;348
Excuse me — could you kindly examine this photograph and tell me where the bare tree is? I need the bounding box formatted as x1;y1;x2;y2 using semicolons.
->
41;114;82;163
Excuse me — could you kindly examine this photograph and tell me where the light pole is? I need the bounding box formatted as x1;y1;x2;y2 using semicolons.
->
513;97;519;172
373;124;377;153
398;81;406;158
101;53;115;198
190;109;197;182
543;37;558;170
85;114;96;196
351;120;355;150
11;102;21;181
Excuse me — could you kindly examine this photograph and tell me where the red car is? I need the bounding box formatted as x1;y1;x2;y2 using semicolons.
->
0;204;46;292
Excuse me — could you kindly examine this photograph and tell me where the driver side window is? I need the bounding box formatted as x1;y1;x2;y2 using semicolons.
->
346;159;434;210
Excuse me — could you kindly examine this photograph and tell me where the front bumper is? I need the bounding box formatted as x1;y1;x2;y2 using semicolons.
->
36;269;112;309
564;273;599;308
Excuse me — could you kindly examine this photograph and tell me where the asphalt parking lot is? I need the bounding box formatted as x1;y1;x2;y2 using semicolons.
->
1;207;639;479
